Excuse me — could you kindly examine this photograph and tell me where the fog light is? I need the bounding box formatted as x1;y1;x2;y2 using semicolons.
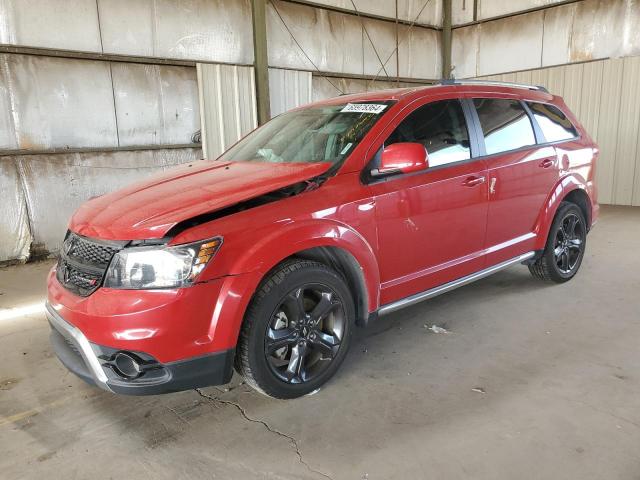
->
113;352;143;379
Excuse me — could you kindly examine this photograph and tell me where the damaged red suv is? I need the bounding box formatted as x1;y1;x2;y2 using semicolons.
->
47;81;598;399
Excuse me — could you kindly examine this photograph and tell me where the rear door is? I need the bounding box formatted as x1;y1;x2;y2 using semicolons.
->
470;97;560;265
366;98;489;306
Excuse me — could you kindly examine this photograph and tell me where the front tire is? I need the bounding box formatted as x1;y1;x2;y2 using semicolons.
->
235;259;355;399
529;201;587;283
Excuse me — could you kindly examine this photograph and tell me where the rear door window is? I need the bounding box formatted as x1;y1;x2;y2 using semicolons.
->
473;98;536;155
386;99;471;168
527;102;578;142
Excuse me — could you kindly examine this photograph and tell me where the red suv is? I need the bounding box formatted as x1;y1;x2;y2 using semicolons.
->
47;81;598;399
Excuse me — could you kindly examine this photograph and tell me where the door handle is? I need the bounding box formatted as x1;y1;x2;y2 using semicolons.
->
462;175;486;187
540;158;555;168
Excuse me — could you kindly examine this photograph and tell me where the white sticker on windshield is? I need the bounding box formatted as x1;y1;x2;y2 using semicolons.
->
340;103;387;114
340;143;353;155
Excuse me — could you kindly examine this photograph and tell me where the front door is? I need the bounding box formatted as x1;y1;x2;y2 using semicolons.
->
367;99;489;306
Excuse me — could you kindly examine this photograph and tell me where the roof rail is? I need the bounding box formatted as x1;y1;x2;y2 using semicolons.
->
437;79;549;93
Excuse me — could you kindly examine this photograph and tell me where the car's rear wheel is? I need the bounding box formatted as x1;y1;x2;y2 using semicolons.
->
235;259;354;399
529;201;587;283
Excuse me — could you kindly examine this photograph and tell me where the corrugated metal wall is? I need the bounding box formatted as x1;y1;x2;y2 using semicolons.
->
197;63;257;160
269;68;313;117
477;56;640;206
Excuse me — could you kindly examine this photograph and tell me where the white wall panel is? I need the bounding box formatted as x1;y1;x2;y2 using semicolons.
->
570;0;640;62
561;63;584;119
477;0;566;20
451;25;479;78
0;54;118;150
0;0;102;52
577;61;603;138
312;75;419;101
267;0;441;79
197;64;257;160
267;1;364;75
398;24;441;79
98;0;254;64
540;3;576;66
111;63;200;146
307;0;443;26
362;17;398;78
15;148;201;255
612;56;640;205
595;59;623;205
452;0;474;25
0;56;18;150
0;158;31;262
477;11;544;76
453;0;640;78
269;68;313;117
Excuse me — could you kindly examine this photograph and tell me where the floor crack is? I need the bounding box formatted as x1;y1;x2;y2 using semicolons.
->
195;388;333;480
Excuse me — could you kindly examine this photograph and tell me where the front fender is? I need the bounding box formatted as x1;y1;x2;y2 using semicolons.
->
193;219;381;349
230;219;381;312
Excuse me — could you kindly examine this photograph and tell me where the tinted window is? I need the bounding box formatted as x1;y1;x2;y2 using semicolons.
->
473;98;536;155
527;102;578;142
386;100;470;167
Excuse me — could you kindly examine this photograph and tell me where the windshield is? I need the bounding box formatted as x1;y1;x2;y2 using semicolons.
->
219;101;395;165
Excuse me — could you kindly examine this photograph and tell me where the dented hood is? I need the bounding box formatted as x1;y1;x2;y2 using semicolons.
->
70;160;331;240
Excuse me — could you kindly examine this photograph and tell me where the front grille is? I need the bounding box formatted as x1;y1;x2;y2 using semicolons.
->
69;239;119;266
56;232;128;297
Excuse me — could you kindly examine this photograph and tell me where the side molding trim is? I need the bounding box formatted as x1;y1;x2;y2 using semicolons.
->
378;252;535;316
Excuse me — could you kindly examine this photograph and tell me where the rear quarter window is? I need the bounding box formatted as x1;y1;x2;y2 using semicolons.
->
527;102;578;142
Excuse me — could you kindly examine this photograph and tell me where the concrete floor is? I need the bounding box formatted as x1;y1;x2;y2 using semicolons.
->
1;205;639;480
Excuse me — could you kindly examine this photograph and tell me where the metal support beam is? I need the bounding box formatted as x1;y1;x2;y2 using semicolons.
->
442;0;452;79
251;0;271;124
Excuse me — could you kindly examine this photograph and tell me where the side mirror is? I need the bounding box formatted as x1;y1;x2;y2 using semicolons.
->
371;142;429;177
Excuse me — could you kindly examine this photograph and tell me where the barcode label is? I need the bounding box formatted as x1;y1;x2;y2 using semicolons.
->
340;103;387;114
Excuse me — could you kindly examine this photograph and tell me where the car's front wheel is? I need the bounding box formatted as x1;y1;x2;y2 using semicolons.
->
235;259;354;399
529;201;587;283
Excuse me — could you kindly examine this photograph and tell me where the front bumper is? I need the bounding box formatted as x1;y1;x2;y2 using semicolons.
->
47;303;234;395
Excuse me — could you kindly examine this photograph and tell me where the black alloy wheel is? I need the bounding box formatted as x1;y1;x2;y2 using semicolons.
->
553;212;585;274
236;259;354;399
529;201;587;283
265;284;346;385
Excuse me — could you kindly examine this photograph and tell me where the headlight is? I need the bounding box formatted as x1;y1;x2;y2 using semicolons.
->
104;237;222;289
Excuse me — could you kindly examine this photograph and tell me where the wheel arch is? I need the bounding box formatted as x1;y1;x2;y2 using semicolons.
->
228;219;380;327
534;176;593;250
562;188;592;230
287;246;370;327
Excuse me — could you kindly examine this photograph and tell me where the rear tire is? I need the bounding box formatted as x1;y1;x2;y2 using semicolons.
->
529;201;587;283
235;259;355;399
